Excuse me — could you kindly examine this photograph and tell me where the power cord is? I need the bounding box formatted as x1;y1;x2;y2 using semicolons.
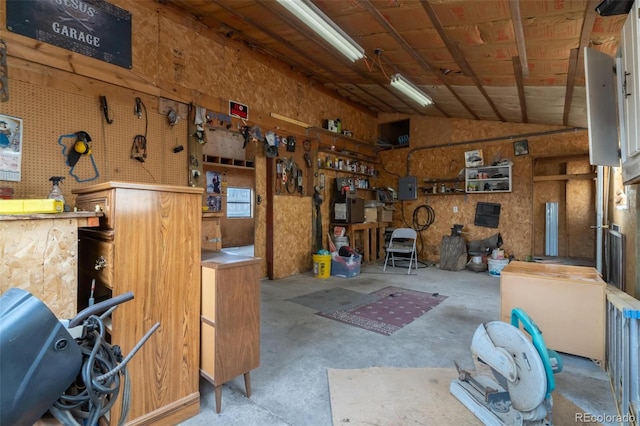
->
398;202;436;259
52;315;124;426
52;312;159;426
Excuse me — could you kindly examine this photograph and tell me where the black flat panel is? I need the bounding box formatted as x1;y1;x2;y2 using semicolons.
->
6;0;132;69
474;202;501;228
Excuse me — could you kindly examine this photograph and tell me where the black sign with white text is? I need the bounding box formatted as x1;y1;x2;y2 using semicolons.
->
6;0;132;69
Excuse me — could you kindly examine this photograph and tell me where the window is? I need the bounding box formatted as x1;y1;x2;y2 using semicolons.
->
227;187;252;218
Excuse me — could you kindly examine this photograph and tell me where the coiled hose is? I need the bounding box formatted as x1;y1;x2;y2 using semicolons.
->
52;313;159;426
410;204;435;258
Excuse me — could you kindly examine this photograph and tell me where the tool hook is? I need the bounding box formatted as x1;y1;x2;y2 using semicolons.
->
100;95;114;124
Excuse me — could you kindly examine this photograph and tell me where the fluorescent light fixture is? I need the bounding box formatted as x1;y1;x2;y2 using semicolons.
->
390;73;433;107
276;0;365;62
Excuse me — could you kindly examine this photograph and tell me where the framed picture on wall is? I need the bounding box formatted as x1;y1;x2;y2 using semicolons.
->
514;139;529;156
0;114;23;182
206;171;222;194
207;195;222;212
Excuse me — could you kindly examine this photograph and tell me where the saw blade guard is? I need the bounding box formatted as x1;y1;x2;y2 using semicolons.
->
511;308;561;397
474;321;547;412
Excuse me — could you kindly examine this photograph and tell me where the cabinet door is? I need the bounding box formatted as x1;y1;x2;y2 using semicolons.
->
621;3;639;160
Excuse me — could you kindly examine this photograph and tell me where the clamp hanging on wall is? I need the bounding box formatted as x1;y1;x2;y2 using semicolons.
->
57;131;100;182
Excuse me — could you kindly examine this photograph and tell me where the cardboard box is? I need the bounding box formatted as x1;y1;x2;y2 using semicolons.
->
377;205;394;222
364;207;377;223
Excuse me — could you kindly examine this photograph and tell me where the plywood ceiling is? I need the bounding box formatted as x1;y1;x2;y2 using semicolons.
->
162;0;628;128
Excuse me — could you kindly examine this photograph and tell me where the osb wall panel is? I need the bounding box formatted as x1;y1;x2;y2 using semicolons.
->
376;114;589;262
610;168;638;298
2;79;187;205
0;218;78;318
153;8;376;143
566;160;596;259
272;195;312;279
252;141;268;278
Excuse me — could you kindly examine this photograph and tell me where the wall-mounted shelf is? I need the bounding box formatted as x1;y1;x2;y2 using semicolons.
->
465;164;512;193
423;177;464;184
319;166;377;178
421;187;466;196
422;176;465;195
203;155;255;169
318;148;380;164
308;127;381;160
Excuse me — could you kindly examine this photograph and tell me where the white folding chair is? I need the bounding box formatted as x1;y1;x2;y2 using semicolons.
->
383;228;418;274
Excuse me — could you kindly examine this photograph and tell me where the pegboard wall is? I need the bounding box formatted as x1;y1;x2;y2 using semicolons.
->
1;79;189;206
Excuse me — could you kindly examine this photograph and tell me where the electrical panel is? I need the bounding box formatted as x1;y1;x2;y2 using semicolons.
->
398;176;417;200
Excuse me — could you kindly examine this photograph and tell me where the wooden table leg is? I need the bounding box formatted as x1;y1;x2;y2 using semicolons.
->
377;225;386;259
244;372;252;397
348;228;355;252
370;225;377;262
362;228;370;263
214;384;222;414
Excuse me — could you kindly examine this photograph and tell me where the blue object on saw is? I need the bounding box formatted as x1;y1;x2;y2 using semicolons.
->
57;132;100;182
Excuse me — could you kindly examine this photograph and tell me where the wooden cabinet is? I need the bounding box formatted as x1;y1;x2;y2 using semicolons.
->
465;164;512;193
200;252;261;413
500;261;606;364
617;0;640;184
73;182;203;425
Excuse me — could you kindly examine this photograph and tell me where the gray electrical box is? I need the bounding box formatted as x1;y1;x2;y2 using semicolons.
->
398;176;417;200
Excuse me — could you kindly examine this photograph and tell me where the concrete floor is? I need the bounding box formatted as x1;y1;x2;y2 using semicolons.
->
181;261;617;426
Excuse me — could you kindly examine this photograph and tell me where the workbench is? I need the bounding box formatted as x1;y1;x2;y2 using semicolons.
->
0;211;101;318
332;222;389;264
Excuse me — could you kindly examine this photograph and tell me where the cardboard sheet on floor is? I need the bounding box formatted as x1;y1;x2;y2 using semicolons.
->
327;367;602;426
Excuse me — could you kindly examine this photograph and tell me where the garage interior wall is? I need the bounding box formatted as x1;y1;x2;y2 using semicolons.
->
0;0;378;280
373;114;638;297
1;0;638;296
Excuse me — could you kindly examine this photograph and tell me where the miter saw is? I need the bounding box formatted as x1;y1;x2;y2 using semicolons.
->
450;308;563;425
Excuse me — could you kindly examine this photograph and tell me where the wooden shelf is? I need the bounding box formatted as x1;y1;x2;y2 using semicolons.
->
421;188;466;196
202;212;224;218
533;173;596;182
423;177;464;184
318;148;380;164
308;126;381;159
319;165;377;178
203;155;255;169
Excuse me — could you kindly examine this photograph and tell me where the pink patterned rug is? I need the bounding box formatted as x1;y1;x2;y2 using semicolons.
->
317;286;447;336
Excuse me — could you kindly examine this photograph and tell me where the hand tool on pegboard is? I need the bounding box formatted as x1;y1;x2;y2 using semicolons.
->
0;40;8;102
130;135;147;162
99;96;113;124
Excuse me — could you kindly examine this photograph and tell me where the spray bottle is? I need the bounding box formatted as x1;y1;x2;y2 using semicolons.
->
48;176;65;209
